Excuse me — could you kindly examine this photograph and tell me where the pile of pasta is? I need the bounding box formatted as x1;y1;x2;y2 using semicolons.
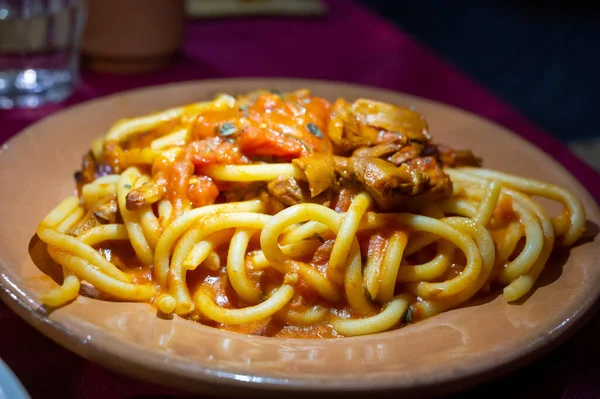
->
36;90;586;337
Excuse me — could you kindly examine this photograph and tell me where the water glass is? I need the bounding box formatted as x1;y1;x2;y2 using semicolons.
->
0;0;86;109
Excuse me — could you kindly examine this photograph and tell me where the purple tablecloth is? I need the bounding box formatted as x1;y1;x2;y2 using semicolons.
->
1;1;599;398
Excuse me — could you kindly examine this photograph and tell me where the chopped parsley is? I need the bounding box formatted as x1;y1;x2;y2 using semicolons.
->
269;89;283;97
123;184;132;189
306;123;323;139
219;122;237;136
404;307;413;324
239;104;249;117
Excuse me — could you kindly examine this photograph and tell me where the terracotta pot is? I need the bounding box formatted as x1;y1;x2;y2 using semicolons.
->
82;0;185;73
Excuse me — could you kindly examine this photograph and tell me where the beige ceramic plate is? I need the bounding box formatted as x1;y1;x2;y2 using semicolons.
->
0;79;599;398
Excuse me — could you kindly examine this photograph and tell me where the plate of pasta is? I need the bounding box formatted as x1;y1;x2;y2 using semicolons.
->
0;79;598;397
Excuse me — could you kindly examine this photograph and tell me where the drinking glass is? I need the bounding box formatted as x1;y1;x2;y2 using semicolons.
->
0;0;86;109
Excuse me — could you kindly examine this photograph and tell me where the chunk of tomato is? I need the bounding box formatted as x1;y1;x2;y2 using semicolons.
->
237;126;306;159
187;137;246;168
188;175;219;207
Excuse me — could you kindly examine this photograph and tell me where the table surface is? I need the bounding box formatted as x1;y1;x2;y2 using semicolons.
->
1;0;599;398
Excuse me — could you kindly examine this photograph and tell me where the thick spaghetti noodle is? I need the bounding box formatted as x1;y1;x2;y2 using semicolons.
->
36;89;586;337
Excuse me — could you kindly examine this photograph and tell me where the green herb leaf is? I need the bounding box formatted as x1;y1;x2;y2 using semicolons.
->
219;122;237;136
270;89;283;97
404;307;413;324
124;184;132;189
239;104;249;118
306;123;323;139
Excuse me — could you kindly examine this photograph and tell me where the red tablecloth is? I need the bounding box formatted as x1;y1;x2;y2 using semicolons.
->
1;1;599;398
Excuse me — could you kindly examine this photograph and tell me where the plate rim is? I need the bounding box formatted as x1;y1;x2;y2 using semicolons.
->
1;77;599;396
